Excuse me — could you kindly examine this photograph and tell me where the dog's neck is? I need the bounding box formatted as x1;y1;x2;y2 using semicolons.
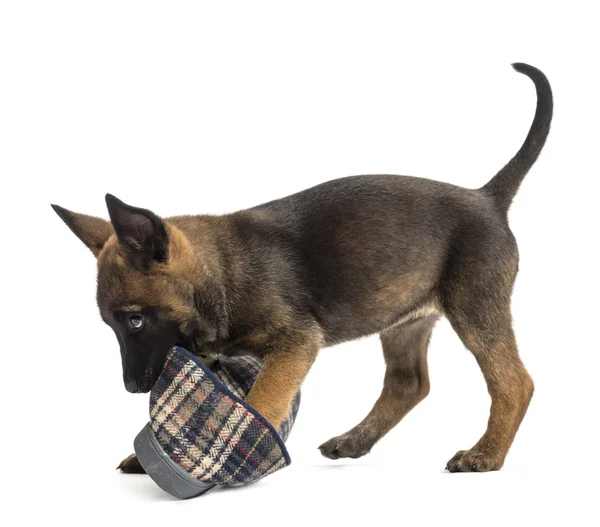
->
172;210;294;358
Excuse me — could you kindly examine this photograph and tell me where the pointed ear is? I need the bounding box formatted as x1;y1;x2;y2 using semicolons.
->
51;204;113;257
105;194;168;271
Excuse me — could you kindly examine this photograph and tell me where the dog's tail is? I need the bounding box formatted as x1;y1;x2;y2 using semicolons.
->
481;63;553;213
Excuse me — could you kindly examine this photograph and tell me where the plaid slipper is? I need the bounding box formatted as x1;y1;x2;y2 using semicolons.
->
134;346;301;499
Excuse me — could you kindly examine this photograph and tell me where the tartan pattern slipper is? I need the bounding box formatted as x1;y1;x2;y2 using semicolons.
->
135;346;300;498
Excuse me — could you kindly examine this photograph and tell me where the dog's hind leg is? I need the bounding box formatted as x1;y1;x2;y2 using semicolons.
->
443;243;534;472
319;314;439;460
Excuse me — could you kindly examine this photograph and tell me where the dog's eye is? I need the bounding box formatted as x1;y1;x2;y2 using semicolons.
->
128;314;144;330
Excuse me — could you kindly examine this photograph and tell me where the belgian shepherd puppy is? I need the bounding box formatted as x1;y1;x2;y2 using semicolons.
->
52;63;552;473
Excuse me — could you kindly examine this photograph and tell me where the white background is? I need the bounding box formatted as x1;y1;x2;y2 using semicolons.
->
1;1;598;526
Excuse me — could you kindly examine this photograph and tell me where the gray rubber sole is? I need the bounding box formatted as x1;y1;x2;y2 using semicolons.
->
134;423;216;499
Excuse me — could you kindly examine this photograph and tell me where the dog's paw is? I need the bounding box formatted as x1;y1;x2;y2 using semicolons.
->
319;431;373;460
445;449;503;473
117;453;146;474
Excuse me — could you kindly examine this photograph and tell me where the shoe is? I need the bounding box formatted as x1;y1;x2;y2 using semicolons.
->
134;346;301;499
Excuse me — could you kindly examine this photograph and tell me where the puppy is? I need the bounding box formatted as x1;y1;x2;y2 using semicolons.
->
52;63;552;473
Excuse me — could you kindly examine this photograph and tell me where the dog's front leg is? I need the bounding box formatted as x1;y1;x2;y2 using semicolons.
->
246;331;321;429
117;453;145;474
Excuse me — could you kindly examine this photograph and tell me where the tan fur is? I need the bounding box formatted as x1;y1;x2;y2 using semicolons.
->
246;332;322;428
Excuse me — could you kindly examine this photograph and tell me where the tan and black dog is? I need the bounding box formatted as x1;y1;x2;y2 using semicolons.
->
52;63;552;474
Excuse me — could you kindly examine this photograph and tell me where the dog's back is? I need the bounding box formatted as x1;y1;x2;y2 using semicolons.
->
235;64;552;345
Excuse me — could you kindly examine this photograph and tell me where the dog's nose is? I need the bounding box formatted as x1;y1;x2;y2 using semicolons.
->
125;379;141;393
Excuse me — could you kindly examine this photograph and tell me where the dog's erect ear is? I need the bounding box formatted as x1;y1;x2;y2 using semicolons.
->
51;204;113;257
105;194;168;271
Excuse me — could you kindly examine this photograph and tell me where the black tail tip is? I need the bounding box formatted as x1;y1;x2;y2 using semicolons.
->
511;62;534;74
510;63;550;89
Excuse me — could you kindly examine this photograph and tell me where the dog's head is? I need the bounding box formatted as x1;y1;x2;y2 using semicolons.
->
52;195;223;393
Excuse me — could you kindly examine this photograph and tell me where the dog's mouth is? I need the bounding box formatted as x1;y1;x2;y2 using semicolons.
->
123;340;214;394
124;366;162;394
178;338;218;360
124;377;155;394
